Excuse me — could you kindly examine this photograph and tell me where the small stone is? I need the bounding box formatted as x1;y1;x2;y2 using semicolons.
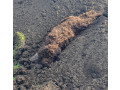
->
27;29;31;32
22;51;29;58
16;76;25;84
13;85;17;90
41;12;46;17
29;53;39;62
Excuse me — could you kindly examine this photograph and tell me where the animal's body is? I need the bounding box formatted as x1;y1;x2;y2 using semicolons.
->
30;10;102;66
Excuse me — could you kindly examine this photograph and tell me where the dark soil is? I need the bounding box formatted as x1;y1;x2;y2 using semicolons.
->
13;0;108;90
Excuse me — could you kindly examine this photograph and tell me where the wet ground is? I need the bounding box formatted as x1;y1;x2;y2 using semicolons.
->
13;0;108;90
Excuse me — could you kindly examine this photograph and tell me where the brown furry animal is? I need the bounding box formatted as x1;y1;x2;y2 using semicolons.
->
30;10;102;66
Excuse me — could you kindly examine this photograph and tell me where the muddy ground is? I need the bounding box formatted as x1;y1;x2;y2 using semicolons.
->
13;0;108;90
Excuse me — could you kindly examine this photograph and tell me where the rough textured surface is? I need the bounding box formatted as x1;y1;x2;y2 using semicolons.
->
13;0;108;90
31;81;60;90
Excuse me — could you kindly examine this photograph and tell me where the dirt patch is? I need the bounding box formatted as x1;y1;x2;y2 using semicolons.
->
13;0;107;90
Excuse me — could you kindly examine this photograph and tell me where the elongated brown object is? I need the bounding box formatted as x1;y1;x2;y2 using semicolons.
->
30;10;102;66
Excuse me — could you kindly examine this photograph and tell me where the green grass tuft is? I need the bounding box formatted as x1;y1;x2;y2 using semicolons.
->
16;32;25;42
13;32;25;59
13;77;16;81
13;63;20;70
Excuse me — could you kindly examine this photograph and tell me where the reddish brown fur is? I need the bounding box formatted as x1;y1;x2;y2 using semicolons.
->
38;10;102;66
